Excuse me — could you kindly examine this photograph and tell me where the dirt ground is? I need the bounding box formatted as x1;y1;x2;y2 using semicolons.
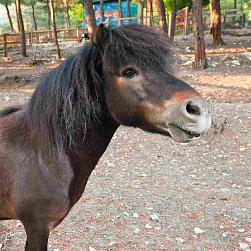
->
0;31;250;250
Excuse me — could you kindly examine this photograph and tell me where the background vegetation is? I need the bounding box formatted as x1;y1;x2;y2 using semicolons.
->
0;0;251;33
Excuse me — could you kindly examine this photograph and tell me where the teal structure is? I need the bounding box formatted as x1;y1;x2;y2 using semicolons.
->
81;0;138;26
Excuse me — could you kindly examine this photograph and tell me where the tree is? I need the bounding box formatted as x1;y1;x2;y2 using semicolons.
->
192;0;207;69
16;0;27;56
157;0;168;34
24;0;38;30
232;0;237;22
149;0;153;26
0;0;14;32
210;0;225;45
127;0;131;24
138;0;144;24
63;0;71;28
50;0;61;59
83;0;96;38
15;1;21;31
46;0;51;29
169;0;176;41
118;0;123;25
100;0;104;22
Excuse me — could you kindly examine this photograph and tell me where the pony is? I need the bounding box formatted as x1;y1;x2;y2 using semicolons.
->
0;24;211;250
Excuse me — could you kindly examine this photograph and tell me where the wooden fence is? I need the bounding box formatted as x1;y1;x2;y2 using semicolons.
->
0;27;88;57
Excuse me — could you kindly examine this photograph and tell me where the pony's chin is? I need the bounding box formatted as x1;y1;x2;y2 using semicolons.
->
157;124;201;143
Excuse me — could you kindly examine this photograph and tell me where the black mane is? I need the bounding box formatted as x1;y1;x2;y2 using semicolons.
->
27;43;104;149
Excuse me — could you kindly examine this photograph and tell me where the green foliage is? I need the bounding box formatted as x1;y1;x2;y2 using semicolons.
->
0;23;12;33
164;0;210;12
25;58;37;66
23;0;37;6
0;0;14;5
221;0;251;9
11;75;19;81
69;4;83;27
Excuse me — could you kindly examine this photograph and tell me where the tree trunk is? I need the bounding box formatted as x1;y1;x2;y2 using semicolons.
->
50;0;61;59
16;0;27;57
127;0;131;24
192;0;207;69
63;10;70;29
65;0;71;28
157;0;168;35
83;0;97;39
100;0;105;22
232;0;237;22
118;0;123;25
169;0;176;41
46;0;51;29
139;0;144;24
15;2;20;32
31;5;37;30
149;0;153;26
210;0;225;45
5;4;14;32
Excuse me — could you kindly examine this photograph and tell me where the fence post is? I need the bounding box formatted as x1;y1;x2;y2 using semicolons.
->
240;6;245;27
168;11;172;38
30;29;33;47
77;25;80;41
185;6;189;35
4;34;7;57
223;10;226;28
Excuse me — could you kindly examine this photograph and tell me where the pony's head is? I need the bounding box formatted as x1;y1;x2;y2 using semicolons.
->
93;24;211;143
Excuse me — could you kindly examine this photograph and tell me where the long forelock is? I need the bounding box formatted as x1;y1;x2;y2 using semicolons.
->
104;25;174;73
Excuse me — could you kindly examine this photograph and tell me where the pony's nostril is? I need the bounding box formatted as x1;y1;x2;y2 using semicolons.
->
186;102;201;116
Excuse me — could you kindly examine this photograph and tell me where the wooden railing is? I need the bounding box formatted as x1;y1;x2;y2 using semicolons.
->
0;27;88;57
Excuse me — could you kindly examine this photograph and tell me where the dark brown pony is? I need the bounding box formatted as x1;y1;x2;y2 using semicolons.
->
0;24;211;250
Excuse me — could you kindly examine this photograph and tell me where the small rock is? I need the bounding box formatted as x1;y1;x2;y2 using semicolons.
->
4;96;10;101
123;211;129;216
185;46;191;53
0;244;2;248
150;213;159;221
176;237;185;244
180;56;189;61
246;238;251;243
222;232;228;237
109;241;117;247
211;62;219;67
145;224;152;229
183;60;193;66
133;213;139;218
194;227;205;234
237;229;246;233
232;60;240;66
222;55;232;61
240;243;249;250
133;227;140;233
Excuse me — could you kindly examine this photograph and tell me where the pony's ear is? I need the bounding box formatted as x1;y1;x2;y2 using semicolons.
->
92;24;110;52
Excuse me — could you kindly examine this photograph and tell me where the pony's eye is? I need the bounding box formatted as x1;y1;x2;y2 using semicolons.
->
122;68;138;78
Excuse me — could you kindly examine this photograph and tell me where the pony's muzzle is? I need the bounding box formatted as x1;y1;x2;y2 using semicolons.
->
163;96;211;143
182;97;211;132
